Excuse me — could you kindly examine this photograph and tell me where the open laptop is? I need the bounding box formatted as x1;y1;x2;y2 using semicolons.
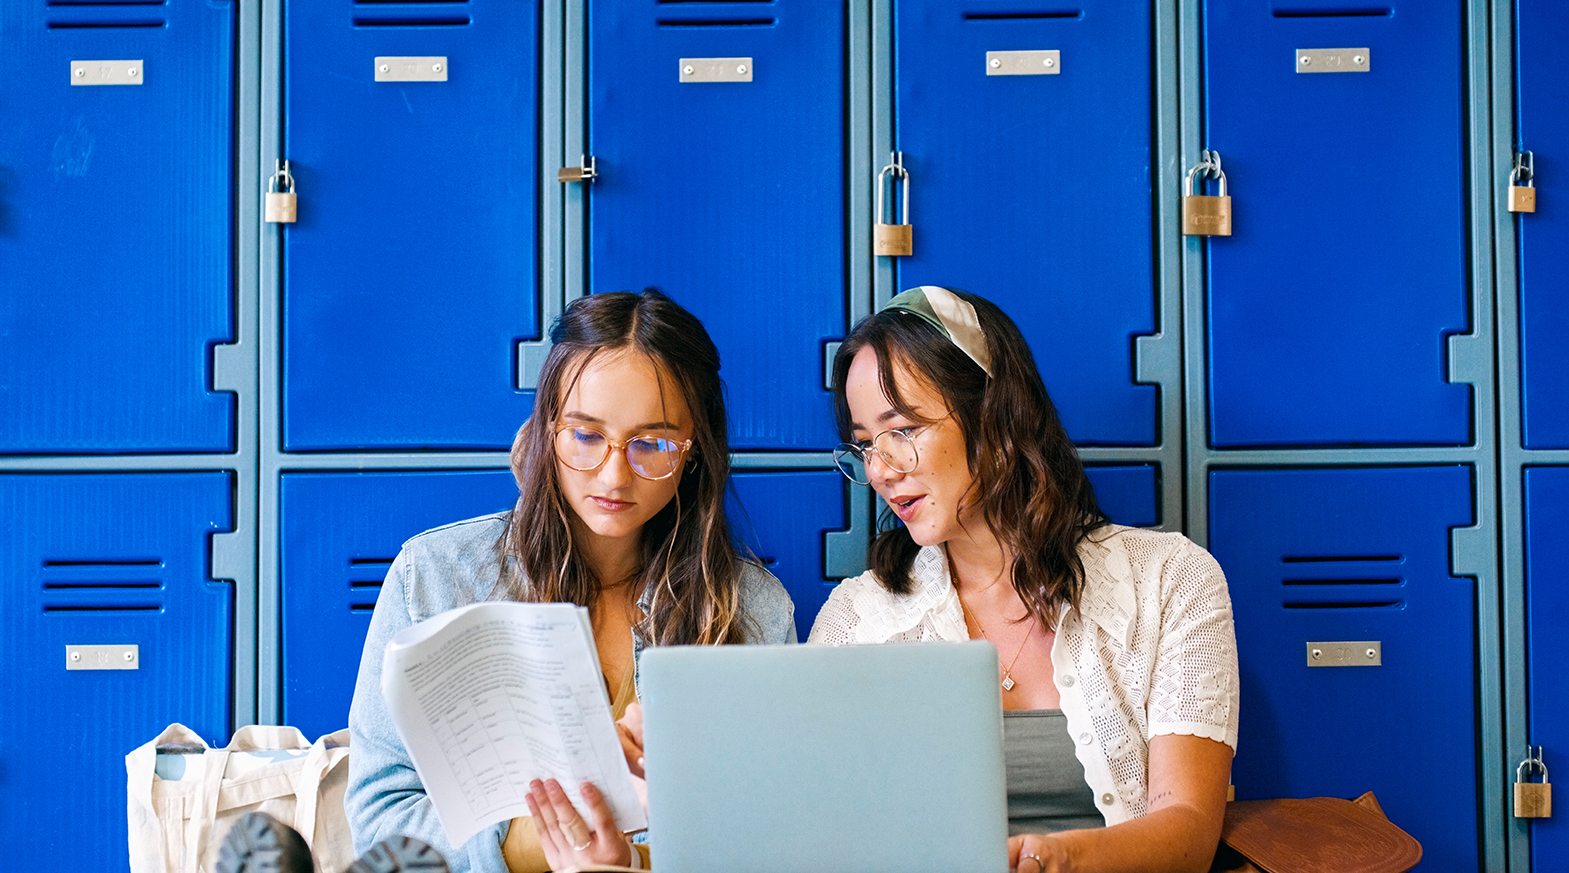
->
640;641;1009;873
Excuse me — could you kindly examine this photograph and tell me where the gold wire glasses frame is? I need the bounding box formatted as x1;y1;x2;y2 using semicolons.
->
554;425;694;481
833;428;920;485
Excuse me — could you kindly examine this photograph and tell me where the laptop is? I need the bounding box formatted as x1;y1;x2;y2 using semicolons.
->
640;641;1009;873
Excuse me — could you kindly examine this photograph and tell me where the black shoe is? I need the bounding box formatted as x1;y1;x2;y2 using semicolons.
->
347;836;450;873
215;811;316;873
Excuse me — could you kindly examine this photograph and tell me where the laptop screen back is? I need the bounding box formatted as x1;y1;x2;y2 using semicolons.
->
640;641;1009;873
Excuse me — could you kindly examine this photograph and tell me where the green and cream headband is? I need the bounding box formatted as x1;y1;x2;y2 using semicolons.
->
882;285;994;377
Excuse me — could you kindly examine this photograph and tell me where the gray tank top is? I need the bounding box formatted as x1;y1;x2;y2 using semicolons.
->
1002;709;1105;835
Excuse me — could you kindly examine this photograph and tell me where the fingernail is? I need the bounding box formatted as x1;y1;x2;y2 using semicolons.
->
637;757;645;768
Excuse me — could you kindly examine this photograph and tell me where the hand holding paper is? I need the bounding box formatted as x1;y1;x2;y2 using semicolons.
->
380;601;647;847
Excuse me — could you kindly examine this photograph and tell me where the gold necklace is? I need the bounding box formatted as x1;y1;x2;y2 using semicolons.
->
958;594;1032;692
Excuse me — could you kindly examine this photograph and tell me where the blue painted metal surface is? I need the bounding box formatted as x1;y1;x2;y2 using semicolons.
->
280;470;519;738
588;1;845;450
1209;466;1476;870
282;1;539;450
1084;464;1158;528
0;2;235;453
894;2;1157;446
1203;2;1471;447
1524;466;1568;868
0;473;232;872
1517;0;1569;449
729;470;847;640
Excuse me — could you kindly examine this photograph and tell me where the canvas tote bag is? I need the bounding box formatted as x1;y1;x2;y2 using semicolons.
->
127;723;354;873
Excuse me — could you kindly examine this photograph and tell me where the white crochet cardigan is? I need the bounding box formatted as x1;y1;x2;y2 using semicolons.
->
808;525;1240;826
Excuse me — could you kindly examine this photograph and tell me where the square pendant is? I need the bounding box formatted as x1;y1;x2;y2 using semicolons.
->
1002;675;1015;691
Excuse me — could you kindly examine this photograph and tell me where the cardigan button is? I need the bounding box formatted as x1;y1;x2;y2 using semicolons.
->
1101;793;1115;806
1061;675;1076;687
1078;732;1092;745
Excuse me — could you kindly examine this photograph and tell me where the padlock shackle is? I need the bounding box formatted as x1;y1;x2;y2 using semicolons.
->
267;159;295;194
876;155;910;225
1184;161;1226;198
1519;755;1549;783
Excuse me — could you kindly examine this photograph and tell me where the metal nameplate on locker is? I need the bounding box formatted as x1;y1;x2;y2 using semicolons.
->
1306;641;1381;667
679;58;753;83
1296;48;1370;73
66;644;139;671
70;60;144;86
374;56;448;82
985;50;1060;76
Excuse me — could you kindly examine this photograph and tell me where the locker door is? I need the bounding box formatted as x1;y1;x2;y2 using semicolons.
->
1209;467;1476;870
894;3;1157;446
588;2;845;450
1517;0;1569;448
280;470;519;738
0;473;233;872
729;470;848;641
1203;2;1471;447
282;1;539;450
1084;465;1158;528
1524;467;1569;868
0;2;235;453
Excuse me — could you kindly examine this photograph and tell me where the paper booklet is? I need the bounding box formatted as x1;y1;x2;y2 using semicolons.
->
381;601;647;848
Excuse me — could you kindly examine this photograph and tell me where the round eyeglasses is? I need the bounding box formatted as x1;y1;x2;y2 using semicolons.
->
554;425;693;481
833;428;919;485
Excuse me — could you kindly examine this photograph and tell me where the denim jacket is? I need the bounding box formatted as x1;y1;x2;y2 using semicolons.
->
346;512;796;873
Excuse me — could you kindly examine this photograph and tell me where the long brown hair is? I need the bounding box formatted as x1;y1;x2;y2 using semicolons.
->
831;289;1108;627
500;289;753;645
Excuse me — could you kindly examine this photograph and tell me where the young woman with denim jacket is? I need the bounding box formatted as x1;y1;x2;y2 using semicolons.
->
346;289;796;873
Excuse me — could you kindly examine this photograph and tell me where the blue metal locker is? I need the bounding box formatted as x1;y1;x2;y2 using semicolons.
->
0;1;235;453
1524;467;1569;868
1209;466;1476;870
728;470;848;640
1203;2;1471;447
282;1;539;451
0;473;233;872
894;2;1157;446
1083;464;1158;528
280;470;519;738
588;2;845;450
1517;0;1569;449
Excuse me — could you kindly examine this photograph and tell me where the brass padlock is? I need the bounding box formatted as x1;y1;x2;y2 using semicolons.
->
1508;151;1536;214
874;152;912;257
557;154;597;184
1182;153;1231;236
1516;750;1552;819
264;160;297;224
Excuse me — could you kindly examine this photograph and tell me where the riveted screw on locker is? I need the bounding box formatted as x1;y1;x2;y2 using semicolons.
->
1182;150;1231;236
875;152;913;257
264;160;297;224
1509;151;1536;214
1515;747;1552;818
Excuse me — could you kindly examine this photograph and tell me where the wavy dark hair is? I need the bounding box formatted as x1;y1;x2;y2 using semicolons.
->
831;289;1108;627
499;289;754;645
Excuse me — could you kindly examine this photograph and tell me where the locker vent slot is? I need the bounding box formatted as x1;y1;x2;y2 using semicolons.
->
46;0;166;28
350;558;393;613
1283;600;1404;609
43;558;161;567
41;558;165;612
353;0;469;28
1272;7;1391;17
658;18;776;27
1281;554;1401;563
962;11;1083;21
1282;578;1402;586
